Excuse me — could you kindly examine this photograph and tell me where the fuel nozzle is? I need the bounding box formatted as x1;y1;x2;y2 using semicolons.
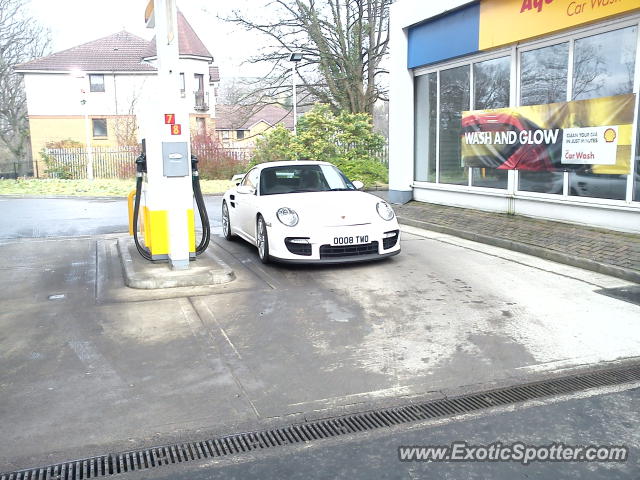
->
135;139;147;177
191;154;199;176
135;153;147;176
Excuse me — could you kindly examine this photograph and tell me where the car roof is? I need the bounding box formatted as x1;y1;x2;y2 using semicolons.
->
254;160;333;169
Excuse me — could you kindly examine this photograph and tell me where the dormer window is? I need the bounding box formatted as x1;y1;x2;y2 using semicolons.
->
89;74;105;92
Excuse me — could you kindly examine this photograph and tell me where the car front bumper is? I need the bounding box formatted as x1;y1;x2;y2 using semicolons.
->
265;222;401;263
272;249;400;264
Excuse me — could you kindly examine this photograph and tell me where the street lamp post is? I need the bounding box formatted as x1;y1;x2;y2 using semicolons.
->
288;52;303;135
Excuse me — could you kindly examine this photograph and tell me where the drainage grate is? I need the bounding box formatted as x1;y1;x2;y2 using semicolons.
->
4;363;640;480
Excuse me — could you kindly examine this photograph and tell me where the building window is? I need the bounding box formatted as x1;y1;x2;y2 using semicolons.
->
92;118;108;137
180;73;186;96
414;72;437;182
89;74;105;93
571;27;636;101
568;26;637;201
221;130;230;139
518;43;568;195
196;117;206;135
520;43;568;107
438;65;470;185
194;73;204;93
236;130;245;140
471;56;510;189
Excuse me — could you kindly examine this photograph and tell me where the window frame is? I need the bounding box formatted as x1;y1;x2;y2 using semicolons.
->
412;13;640;205
91;118;108;138
179;73;186;96
414;48;513;192
89;74;105;93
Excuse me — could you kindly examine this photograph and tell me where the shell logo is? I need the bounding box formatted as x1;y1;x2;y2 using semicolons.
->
604;128;617;143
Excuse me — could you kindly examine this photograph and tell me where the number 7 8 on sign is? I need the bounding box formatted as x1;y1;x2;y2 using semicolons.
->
164;114;182;135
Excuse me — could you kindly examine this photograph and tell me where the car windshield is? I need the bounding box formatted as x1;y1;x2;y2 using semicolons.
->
260;164;355;195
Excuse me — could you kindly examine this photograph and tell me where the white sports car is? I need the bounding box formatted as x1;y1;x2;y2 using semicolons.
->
221;161;401;264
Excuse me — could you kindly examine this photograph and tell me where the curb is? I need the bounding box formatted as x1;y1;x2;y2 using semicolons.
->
117;238;235;289
398;216;640;285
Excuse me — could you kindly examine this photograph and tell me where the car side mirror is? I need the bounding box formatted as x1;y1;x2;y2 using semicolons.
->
352;180;364;190
231;174;245;186
237;185;256;195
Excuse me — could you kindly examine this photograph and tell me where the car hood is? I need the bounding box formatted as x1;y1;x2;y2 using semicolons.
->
260;191;389;227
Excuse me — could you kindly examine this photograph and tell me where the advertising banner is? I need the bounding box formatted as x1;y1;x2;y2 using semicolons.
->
479;0;640;50
461;94;635;174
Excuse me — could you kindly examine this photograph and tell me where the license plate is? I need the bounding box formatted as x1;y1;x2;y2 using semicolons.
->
332;235;369;246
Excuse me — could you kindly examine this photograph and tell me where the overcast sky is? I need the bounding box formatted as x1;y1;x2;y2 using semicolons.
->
27;0;267;78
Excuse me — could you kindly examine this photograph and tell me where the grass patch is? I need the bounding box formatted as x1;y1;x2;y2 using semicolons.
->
0;179;235;197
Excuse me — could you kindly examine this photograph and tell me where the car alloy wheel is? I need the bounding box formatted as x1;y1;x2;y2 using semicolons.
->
222;201;233;240
256;215;269;264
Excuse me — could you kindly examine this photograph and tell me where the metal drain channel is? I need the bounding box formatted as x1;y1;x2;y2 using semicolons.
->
4;363;640;480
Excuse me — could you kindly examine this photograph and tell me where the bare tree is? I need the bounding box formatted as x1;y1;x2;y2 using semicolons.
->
0;0;49;173
225;0;390;115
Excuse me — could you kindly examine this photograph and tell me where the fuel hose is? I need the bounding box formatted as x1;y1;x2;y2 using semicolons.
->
191;154;210;255
133;151;152;261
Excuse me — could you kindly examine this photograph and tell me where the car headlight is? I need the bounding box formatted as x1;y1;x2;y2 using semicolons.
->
277;207;299;227
376;201;395;221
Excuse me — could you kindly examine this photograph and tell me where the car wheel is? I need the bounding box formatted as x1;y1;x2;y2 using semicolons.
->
222;201;234;240
256;215;270;264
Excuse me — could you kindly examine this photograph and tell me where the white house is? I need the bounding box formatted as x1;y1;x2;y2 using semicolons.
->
15;11;218;168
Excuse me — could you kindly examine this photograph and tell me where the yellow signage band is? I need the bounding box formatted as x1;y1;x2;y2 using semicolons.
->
479;0;640;50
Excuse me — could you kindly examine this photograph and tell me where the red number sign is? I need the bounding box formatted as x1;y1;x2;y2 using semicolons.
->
171;124;182;135
164;114;175;125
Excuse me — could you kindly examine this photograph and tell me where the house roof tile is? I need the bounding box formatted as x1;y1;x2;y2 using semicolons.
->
216;104;294;130
15;31;156;72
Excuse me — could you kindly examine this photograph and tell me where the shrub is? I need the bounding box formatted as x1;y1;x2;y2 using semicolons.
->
252;125;295;164
40;139;84;179
191;134;249;180
252;104;387;186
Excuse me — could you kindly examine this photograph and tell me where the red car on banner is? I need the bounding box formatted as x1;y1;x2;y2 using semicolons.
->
461;111;562;171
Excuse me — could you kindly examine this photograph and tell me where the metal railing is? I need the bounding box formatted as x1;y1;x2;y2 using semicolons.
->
194;91;209;112
40;146;138;179
37;145;254;180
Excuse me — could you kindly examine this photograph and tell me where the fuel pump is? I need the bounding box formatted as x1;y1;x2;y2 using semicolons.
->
131;140;211;261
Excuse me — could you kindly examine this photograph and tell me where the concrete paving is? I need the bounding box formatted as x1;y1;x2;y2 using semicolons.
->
392;200;640;284
117;238;235;289
1;197;640;474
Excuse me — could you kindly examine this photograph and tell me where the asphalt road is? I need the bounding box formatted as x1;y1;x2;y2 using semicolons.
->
1;196;639;477
135;385;640;480
0;196;222;238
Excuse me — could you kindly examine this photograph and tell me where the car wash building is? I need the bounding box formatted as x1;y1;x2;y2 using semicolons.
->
389;0;640;233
